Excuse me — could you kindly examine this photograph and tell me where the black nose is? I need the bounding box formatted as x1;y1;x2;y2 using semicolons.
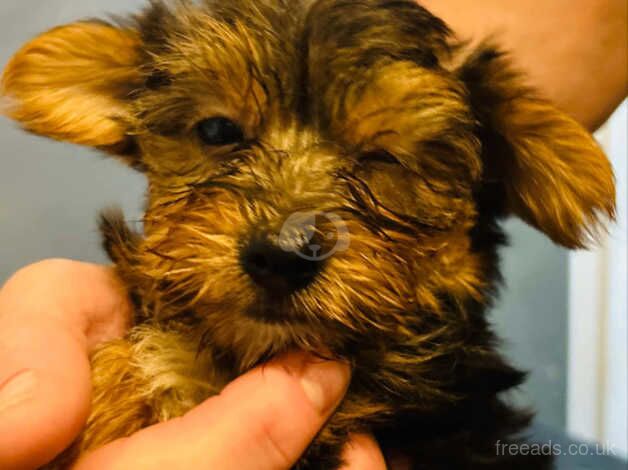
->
241;236;322;293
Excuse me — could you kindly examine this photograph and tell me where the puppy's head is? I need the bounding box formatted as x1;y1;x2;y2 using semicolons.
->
2;0;614;371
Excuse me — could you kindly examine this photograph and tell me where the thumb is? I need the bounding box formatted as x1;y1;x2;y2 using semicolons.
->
74;352;351;470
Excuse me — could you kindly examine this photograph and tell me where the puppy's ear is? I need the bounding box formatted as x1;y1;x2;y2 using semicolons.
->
1;22;143;163
459;46;615;248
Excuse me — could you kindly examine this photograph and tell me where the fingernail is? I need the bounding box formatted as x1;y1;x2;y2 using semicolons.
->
0;370;37;414
299;358;350;415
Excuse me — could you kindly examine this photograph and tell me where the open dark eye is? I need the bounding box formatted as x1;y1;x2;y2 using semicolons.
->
196;117;244;146
358;150;399;165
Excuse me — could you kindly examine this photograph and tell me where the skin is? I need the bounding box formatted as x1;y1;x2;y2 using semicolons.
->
421;0;628;131
0;260;386;470
0;1;625;469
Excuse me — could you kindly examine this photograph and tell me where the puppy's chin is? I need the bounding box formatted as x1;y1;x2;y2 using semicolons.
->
242;292;311;325
202;306;329;372
243;307;300;325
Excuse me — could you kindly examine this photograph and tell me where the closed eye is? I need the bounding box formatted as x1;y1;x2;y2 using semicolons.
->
357;150;400;165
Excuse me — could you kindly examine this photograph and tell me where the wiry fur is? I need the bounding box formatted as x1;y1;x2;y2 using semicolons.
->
1;1;615;469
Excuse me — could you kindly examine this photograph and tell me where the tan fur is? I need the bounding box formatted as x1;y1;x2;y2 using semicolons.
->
1;23;141;154
503;100;615;248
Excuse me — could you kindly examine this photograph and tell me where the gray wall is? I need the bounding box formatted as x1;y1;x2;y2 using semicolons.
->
0;0;567;430
493;219;567;429
0;0;147;274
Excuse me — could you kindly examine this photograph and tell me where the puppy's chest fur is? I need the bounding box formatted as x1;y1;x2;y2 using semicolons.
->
94;326;226;421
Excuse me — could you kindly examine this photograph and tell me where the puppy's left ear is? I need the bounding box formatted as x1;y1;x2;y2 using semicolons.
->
459;46;615;248
1;21;142;160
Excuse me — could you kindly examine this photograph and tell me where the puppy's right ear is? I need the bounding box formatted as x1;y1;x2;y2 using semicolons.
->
459;46;615;248
1;22;143;164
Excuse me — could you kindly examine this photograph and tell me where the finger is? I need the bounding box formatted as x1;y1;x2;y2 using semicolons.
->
75;351;351;470
0;259;131;470
341;434;387;470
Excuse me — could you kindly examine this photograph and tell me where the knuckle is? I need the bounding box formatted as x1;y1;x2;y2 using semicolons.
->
257;412;296;469
3;258;75;289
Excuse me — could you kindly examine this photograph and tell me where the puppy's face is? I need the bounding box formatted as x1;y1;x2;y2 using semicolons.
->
1;0;614;368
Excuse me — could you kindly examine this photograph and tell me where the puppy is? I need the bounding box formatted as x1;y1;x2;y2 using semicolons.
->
1;0;614;468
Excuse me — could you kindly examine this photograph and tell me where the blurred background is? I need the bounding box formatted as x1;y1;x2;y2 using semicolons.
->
0;0;626;465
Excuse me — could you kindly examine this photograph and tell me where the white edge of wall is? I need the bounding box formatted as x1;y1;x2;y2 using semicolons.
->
567;100;627;459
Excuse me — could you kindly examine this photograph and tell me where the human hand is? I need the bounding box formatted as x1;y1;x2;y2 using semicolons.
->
0;259;387;469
